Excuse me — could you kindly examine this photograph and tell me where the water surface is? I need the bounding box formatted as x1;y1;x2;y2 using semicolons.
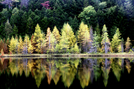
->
0;58;134;89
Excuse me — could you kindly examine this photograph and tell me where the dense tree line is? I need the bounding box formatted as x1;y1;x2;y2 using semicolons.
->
0;22;132;54
0;0;134;42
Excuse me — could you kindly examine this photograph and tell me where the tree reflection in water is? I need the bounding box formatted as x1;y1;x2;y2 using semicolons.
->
0;58;133;88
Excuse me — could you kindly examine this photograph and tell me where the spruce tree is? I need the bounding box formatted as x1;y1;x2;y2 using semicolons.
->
101;24;110;53
4;20;12;38
77;22;89;52
18;36;23;53
111;28;121;52
61;23;76;49
125;37;131;52
32;24;43;53
52;26;60;44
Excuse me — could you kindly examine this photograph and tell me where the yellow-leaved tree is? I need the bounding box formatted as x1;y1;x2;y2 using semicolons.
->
32;24;43;53
61;23;76;49
9;36;18;54
17;36;23;53
77;22;90;52
52;26;60;44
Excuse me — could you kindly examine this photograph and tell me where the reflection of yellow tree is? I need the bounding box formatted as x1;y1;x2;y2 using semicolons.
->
78;67;90;88
60;64;76;88
32;59;45;88
111;59;121;81
101;66;111;87
125;59;131;74
8;59;18;76
53;69;61;85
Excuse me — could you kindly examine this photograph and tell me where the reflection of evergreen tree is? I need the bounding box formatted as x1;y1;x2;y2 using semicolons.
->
125;59;131;74
8;59;18;76
60;62;77;88
78;66;90;89
111;59;122;81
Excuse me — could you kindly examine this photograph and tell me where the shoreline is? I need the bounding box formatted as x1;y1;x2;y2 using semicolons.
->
0;53;134;58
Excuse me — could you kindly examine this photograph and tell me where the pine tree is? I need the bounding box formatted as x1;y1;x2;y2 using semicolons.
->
101;24;110;53
17;36;23;53
52;26;60;44
92;31;99;53
32;24;43;53
61;23;76;49
9;36;18;54
70;43;80;53
111;28;121;52
28;41;34;54
4;20;12;38
77;22;89;52
23;34;29;54
125;37;131;52
82;29;90;52
12;25;18;36
59;31;70;53
45;27;51;52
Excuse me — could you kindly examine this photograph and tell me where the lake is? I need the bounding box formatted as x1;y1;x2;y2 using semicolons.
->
0;58;134;89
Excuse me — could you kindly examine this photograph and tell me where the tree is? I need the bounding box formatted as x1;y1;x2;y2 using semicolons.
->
59;31;70;53
4;20;12;38
92;31;99;53
45;27;51;52
32;24;43;53
27;17;34;35
17;36;23;54
52;26;60;44
111;28;121;52
28;41;34;54
77;22;89;52
125;37;131;52
78;5;97;26
22;34;29;54
9;36;18;54
70;43;80;53
12;25;18;36
101;24;110;53
61;23;76;49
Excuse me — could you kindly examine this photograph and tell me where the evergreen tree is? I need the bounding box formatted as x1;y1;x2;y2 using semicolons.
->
23;34;29;54
77;22;89;52
4;20;12;38
9;36;18;54
101;24;110;53
92;31;99;53
52;26;61;44
18;36;23;53
32;24;43;53
61;23;76;49
59;31;70;53
125;37;131;52
45;27;51;52
70;43;80;53
111;28;121;52
12;25;18;36
28;41;34;54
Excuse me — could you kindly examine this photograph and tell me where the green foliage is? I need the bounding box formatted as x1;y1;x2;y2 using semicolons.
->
9;36;18;54
78;5;97;25
125;37;131;52
32;24;43;53
61;23;76;49
111;28;121;52
4;20;12;38
70;43;80;53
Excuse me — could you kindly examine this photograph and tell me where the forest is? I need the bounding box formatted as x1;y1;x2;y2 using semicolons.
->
0;0;134;54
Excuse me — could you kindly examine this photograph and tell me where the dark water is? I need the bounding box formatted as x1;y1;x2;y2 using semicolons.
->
0;58;134;89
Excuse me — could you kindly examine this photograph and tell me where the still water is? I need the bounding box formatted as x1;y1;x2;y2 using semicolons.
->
0;58;134;89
